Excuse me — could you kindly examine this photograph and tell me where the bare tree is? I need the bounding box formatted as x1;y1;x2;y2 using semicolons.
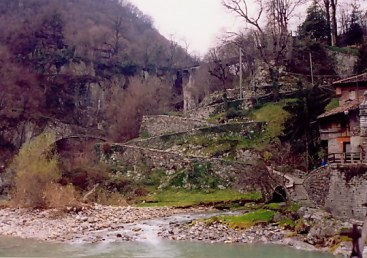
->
207;47;233;92
104;77;171;142
222;0;306;100
167;35;178;68
111;15;124;56
180;38;191;67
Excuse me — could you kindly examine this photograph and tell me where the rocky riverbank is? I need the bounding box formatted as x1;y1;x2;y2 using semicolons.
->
0;204;205;243
0;204;363;257
158;207;362;257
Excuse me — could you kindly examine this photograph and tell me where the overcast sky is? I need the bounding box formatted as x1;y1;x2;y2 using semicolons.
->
131;0;366;56
131;0;243;56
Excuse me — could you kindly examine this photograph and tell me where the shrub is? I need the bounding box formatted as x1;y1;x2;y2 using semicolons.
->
168;161;219;189
61;155;109;190
12;133;61;208
144;169;166;187
88;187;128;206
43;183;78;209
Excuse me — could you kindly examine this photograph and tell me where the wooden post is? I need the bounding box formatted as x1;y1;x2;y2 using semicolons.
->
309;52;314;86
239;47;243;100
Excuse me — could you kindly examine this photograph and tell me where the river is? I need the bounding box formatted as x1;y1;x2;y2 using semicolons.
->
0;210;341;257
0;236;337;258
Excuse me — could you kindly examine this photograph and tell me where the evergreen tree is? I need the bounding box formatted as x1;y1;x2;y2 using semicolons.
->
299;2;330;41
344;4;364;46
355;43;367;73
282;83;333;170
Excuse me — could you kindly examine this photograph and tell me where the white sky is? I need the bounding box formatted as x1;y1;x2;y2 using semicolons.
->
131;0;243;57
131;0;367;56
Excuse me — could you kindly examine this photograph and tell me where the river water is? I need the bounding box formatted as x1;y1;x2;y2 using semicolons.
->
0;211;339;257
0;236;337;258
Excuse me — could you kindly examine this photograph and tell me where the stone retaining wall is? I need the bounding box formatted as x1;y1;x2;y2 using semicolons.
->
100;143;276;191
303;165;367;220
303;166;331;207
131;122;264;150
324;165;367;219
139;115;213;138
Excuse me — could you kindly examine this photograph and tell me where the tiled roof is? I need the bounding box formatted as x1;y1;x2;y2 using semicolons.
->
333;72;367;86
318;100;360;119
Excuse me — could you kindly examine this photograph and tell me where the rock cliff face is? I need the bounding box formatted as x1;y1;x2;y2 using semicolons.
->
328;51;358;78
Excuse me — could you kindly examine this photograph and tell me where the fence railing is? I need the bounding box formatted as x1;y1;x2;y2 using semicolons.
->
327;152;363;164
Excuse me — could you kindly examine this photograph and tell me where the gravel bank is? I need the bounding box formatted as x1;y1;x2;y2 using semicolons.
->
0;205;202;243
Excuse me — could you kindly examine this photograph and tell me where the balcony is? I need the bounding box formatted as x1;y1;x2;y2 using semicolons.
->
327;152;363;164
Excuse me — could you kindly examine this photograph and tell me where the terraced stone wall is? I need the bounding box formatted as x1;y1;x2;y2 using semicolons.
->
132;122;264;150
98;143;271;191
139;115;213;138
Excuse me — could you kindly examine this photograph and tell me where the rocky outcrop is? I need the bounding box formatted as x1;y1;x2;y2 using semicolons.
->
328;50;358;78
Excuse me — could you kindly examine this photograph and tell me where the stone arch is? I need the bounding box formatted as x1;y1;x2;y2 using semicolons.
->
271;185;287;203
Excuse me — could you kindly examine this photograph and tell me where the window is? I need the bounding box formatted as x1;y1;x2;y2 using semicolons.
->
349;90;356;100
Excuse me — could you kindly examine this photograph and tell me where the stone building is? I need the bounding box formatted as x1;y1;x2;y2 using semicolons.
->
318;72;367;163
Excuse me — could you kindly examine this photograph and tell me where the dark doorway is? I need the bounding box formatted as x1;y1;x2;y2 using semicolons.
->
271;186;287;203
343;142;351;153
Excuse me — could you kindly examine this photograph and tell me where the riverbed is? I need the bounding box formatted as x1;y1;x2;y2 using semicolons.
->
0;205;349;257
0;236;336;257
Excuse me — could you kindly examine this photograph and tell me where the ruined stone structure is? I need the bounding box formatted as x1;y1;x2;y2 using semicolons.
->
182;67;200;112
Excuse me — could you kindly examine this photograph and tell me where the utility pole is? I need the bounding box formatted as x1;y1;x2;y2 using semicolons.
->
239;47;243;99
309;52;314;86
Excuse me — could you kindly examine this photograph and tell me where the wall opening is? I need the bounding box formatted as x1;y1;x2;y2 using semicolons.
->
271;186;287;203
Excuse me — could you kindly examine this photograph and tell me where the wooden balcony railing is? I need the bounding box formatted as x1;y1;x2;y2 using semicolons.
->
327;152;363;164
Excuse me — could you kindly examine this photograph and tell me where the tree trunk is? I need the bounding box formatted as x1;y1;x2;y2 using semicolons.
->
324;0;332;46
269;67;280;102
330;0;338;46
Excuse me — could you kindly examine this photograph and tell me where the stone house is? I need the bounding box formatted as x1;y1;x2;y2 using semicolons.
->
318;72;367;163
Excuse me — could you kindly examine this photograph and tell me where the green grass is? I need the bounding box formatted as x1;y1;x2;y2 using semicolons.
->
278;218;296;229
325;98;339;112
185;132;261;158
250;99;294;148
183;99;294;156
136;189;261;207
263;202;283;210
327;46;359;56
218;209;275;229
207;112;226;123
287;202;301;213
263;202;300;213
